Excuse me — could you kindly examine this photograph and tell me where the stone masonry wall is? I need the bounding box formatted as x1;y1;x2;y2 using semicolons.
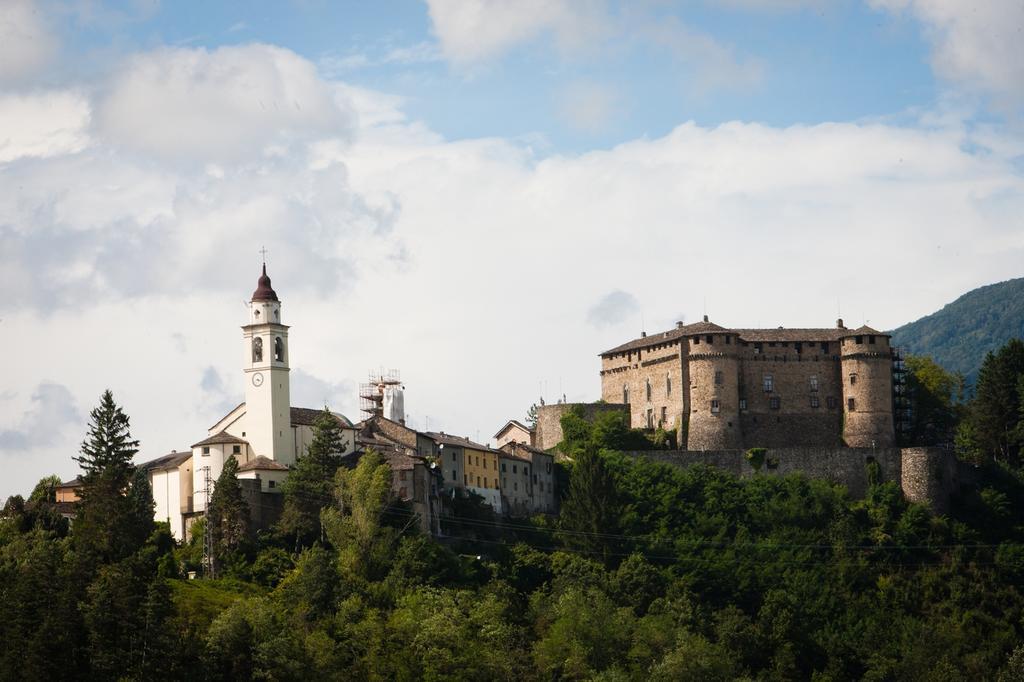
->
620;446;957;509
535;402;632;451
600;337;686;431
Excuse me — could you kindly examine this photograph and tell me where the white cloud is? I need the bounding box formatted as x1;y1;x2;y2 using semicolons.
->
425;0;608;64
425;1;761;92
0;0;56;84
0;91;91;162
95;44;355;162
557;81;621;132
869;0;1024;106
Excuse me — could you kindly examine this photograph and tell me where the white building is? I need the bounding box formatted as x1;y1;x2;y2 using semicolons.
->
139;264;356;540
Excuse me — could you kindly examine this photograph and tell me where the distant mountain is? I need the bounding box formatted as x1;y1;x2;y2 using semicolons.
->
890;277;1024;387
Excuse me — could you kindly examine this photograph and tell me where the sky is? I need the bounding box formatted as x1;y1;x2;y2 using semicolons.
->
1;0;1023;499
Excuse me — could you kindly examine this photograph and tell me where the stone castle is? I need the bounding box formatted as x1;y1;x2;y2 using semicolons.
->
600;316;896;450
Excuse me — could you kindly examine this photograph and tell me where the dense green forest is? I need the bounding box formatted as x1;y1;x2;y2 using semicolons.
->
2;339;1024;680
891;277;1024;387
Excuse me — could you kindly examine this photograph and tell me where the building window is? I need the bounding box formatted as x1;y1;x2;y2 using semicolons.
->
847;398;856;411
821;343;829;354
232;445;241;454
399;470;406;481
666;374;672;396
694;337;700;345
514;482;518;491
623;385;629;404
501;462;506;472
725;335;732;345
711;400;720;413
476;476;481;486
827;397;837;409
646;409;654;428
855;335;863;344
763;375;774;392
252;337;263;362
810;396;820;408
739;398;747;410
706;335;714;344
714;370;723;385
513;464;518;474
809;376;819;392
269;480;276;489
769;397;781;410
453;471;457;481
850;374;857;385
463;474;467;485
661;406;667;424
869;335;876;344
646;379;652;401
274;336;285;362
202;447;210;455
452;452;457;462
754;343;763;354
484;477;488;488
399;487;407;498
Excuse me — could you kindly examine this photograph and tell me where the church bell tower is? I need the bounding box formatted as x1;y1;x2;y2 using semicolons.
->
242;262;294;465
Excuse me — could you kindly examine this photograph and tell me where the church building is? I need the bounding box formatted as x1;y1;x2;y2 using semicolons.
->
141;264;356;540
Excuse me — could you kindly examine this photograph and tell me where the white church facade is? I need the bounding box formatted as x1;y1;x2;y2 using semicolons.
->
141;264;355;540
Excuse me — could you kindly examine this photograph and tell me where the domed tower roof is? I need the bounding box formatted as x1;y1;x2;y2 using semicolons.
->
251;263;279;302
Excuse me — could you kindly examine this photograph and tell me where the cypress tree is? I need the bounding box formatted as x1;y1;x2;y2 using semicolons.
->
278;408;347;550
971;339;1024;462
559;445;622;566
207;456;249;573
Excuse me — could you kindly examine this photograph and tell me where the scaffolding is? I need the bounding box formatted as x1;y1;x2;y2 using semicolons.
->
891;346;912;440
359;369;402;419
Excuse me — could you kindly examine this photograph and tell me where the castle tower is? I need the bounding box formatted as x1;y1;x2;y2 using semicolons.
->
839;325;895;448
685;318;743;450
242;263;295;465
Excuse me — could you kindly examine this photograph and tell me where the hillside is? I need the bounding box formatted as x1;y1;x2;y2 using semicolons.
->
890;277;1024;386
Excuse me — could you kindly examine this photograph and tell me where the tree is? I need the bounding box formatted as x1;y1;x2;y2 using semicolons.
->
322;450;395;581
72;390;149;564
970;339;1024;463
526;403;539;429
904;355;964;446
278;408;348;550
207;456;249;575
559;446;622;565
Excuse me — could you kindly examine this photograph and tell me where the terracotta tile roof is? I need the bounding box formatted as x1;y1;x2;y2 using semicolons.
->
734;328;847;343
192;431;249;448
422;431;500;453
493;419;533;439
602;318;872;356
238;455;288;472
290;407;354;428
840;324;888;337
57;476;83;489
138;451;192;471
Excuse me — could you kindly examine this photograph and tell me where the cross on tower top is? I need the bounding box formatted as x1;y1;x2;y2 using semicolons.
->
259;245;268;263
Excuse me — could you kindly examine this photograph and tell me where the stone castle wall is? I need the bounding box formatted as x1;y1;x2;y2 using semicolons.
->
840;336;896;447
600;326;895;451
620;446;959;510
535;402;631;451
600;336;686;431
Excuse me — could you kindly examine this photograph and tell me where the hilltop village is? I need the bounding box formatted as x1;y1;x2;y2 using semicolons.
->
51;264;960;535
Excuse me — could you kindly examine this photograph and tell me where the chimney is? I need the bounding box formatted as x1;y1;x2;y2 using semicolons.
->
836;318;845;329
676;320;683;329
641;331;647;337
703;314;709;323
